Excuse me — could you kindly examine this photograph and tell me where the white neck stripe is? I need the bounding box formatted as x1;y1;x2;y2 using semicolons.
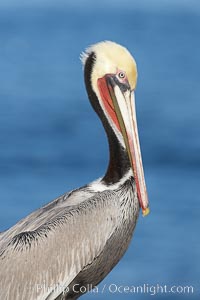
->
88;169;133;192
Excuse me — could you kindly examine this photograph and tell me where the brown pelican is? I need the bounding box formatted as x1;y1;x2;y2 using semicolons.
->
0;41;149;300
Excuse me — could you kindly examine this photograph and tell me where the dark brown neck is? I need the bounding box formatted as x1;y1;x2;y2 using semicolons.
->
84;52;131;185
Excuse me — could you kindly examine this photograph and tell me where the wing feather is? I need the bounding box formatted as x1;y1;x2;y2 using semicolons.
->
0;189;119;300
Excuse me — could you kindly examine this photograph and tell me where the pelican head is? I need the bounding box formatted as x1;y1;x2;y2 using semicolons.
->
82;41;149;216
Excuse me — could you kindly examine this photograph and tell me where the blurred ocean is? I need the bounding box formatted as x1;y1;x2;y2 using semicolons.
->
0;1;200;299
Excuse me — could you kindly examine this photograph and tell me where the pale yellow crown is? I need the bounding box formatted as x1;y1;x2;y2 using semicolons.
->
81;41;138;91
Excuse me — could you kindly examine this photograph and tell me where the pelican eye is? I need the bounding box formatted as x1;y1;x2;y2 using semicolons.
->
118;71;126;79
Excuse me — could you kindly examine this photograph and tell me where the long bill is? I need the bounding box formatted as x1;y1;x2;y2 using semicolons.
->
98;76;150;216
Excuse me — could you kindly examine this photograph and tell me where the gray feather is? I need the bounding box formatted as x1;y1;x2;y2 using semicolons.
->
0;177;139;300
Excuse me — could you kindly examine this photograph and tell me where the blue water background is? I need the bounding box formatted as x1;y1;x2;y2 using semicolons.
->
0;1;200;299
